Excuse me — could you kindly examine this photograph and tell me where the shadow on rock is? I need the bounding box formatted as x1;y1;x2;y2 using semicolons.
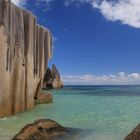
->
124;123;140;140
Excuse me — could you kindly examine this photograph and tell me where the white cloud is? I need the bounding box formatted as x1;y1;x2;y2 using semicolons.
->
62;72;140;85
12;0;140;28
11;0;27;6
127;73;140;79
11;0;54;6
91;0;140;28
52;36;58;43
63;0;140;28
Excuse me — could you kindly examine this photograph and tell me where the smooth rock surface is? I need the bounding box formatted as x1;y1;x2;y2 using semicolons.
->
12;119;69;140
0;0;52;117
43;65;63;89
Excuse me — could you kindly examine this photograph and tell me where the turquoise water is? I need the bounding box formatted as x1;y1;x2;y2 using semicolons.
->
1;85;140;140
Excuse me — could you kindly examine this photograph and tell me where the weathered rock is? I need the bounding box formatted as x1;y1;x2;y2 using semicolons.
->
51;65;64;88
35;93;53;104
43;65;63;89
43;67;54;89
124;123;140;140
0;0;52;117
12;119;69;140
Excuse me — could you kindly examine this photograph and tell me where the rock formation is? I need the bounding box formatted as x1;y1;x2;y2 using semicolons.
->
124;123;140;140
43;64;63;89
12;119;69;140
12;119;86;140
0;0;52;117
35;93;53;104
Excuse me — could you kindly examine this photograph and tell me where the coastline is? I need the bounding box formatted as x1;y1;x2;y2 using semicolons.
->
0;0;140;140
1;85;140;140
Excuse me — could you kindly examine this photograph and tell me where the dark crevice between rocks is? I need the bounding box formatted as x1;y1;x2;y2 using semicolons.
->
6;47;9;71
34;79;42;100
43;65;63;90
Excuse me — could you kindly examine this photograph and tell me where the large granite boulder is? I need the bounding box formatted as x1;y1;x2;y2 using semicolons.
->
0;0;52;117
12;119;69;140
43;65;63;89
124;123;140;140
12;119;88;140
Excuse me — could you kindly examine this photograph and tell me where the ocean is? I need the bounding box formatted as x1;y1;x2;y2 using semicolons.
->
1;85;140;140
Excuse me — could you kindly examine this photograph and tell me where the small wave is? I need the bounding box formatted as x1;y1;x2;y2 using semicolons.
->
0;117;7;121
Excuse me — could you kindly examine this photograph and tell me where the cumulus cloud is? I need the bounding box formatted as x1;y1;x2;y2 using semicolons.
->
12;0;140;28
91;0;140;28
62;72;140;85
64;0;140;28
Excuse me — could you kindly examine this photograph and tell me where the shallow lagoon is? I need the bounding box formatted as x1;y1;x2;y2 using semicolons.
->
1;85;140;140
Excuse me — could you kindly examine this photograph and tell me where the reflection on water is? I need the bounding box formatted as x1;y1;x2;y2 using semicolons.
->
55;128;93;140
1;85;140;140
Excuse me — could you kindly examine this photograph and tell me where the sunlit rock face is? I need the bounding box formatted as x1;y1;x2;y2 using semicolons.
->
12;119;69;140
0;0;52;117
43;65;63;89
12;119;85;140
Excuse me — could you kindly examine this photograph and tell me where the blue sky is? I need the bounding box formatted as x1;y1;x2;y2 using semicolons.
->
12;0;140;85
